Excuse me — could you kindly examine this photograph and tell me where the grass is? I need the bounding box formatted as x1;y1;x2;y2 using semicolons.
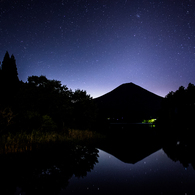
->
0;129;105;154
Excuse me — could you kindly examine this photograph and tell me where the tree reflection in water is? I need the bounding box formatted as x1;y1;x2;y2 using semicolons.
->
0;143;99;195
162;132;195;170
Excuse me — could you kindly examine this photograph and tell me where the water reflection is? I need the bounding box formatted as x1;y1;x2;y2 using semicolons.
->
64;148;195;195
163;136;195;170
97;128;162;164
0;143;99;195
99;129;195;171
1;128;195;194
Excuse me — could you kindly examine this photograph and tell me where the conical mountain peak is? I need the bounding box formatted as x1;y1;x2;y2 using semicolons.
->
94;83;163;122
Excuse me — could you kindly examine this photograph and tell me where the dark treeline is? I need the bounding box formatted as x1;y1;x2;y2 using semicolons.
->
157;83;195;141
0;51;97;135
1;51;195;140
157;84;195;170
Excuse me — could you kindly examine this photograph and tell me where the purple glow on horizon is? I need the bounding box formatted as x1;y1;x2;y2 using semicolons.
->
1;0;195;98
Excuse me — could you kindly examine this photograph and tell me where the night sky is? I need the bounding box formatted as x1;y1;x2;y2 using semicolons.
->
1;0;195;98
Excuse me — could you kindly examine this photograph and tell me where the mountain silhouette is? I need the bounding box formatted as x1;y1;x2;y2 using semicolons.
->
94;82;163;123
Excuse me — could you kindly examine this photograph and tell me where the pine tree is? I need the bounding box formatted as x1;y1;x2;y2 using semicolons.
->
0;51;19;105
1;51;19;85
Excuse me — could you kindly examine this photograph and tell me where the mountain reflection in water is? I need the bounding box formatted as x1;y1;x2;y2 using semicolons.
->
1;129;195;195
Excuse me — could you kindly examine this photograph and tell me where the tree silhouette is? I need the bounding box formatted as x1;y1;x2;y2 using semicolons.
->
0;51;19;105
22;75;72;131
1;51;19;85
158;83;195;140
0;52;97;133
71;89;97;129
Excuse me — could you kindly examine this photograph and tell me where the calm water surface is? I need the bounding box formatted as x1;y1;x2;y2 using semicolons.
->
63;148;195;195
1;129;195;195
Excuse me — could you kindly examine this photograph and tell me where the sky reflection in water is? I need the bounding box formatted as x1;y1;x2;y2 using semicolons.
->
63;149;195;195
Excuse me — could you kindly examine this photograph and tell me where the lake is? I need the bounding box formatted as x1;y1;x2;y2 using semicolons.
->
64;148;195;195
1;129;195;195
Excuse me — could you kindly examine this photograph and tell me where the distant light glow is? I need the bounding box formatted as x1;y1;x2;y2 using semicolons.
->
142;119;156;124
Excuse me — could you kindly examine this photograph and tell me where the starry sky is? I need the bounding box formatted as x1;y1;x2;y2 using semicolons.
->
1;0;195;98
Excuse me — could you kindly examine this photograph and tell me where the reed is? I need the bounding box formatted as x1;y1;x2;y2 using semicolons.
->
0;129;105;154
